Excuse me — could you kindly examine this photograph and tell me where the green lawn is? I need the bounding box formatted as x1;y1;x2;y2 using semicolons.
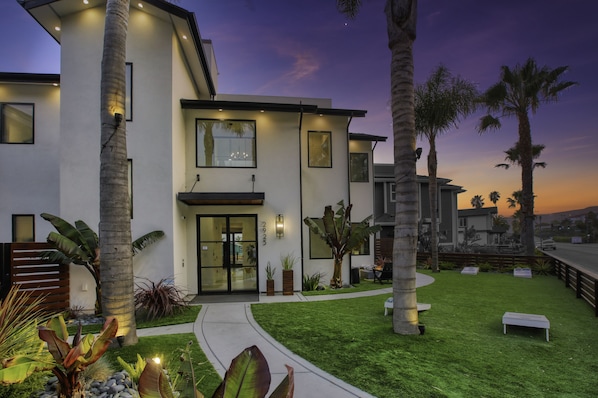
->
252;270;598;397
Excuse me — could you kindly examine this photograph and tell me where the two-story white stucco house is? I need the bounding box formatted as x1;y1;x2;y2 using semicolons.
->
0;0;386;309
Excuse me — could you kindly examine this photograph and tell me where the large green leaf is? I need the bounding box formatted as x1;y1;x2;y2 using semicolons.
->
74;219;99;259
63;317;117;370
41;213;86;247
138;360;177;398
213;345;271;398
132;230;165;256
46;231;91;265
268;364;294;398
0;356;52;385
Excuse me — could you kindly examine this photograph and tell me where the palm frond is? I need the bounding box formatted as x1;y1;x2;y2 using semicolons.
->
132;230;165;256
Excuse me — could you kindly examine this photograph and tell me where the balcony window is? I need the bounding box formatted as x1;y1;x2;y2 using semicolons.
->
196;119;256;167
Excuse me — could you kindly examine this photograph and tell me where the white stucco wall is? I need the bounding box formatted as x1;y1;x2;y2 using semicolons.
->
0;83;61;242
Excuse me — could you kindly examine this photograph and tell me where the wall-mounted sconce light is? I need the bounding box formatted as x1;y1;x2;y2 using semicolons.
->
276;214;284;238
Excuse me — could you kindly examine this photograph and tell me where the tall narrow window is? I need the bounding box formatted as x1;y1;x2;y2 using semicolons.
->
389;183;396;202
196;119;256;167
12;215;35;242
1;103;34;144
308;218;332;259
126;63;133;121
350;153;369;182
308;131;331;168
128;159;133;218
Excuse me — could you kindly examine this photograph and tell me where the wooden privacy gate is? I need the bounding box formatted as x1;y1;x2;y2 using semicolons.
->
1;242;69;312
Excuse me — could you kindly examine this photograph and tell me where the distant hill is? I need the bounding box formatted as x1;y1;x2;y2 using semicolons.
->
536;206;598;224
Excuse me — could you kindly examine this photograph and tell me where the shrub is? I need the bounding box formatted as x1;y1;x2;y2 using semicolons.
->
477;262;493;272
134;277;188;321
439;261;457;270
303;272;325;291
533;259;554;275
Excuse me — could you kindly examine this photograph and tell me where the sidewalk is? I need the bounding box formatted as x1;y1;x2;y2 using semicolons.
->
140;273;435;398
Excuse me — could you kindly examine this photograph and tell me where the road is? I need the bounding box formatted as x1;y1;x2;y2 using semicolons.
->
539;242;598;276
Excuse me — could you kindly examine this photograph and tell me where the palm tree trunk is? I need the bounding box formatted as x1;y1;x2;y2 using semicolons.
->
517;112;535;256
100;0;137;345
386;0;420;335
428;136;439;272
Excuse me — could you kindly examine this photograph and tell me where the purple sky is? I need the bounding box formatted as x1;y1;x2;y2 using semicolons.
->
1;0;596;215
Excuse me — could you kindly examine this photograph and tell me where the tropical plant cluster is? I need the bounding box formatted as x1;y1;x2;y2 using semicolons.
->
133;278;188;321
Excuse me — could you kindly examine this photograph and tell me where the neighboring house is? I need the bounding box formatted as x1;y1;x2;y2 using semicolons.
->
373;164;464;251
457;207;501;245
0;0;386;309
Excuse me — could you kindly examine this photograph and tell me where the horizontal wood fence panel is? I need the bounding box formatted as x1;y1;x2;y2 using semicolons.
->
7;242;70;313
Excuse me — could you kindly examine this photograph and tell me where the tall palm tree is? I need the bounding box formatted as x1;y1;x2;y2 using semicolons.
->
415;65;477;273
470;195;484;209
489;191;501;206
478;58;576;255
99;0;137;345
337;0;420;334
495;142;546;170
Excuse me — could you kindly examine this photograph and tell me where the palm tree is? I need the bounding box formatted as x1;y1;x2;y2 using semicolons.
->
336;0;420;334
304;201;381;289
99;0;137;345
478;58;576;255
489;191;500;206
495;142;546;170
470;195;485;209
415;65;477;273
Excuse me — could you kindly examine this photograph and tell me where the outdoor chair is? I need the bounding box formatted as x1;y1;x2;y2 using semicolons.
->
373;263;392;284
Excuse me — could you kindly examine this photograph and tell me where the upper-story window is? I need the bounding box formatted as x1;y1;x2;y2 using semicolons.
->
389;183;396;202
126;63;133;121
308;131;332;167
350;153;369;182
1;103;34;144
196;119;256;167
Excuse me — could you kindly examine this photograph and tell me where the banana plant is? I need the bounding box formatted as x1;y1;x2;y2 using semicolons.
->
304;200;381;288
41;212;164;314
138;345;294;398
38;315;118;398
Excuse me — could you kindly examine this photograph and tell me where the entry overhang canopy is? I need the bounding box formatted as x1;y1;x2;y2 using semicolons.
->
177;192;265;205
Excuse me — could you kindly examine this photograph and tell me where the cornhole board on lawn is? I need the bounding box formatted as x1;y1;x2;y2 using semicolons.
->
461;266;479;275
513;267;532;278
384;297;431;316
502;312;550;341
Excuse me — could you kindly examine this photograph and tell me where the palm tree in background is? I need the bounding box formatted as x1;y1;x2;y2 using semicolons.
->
496;142;546;170
337;0;420;334
478;57;576;255
415;65;477;273
99;0;137;345
489;191;501;206
471;195;485;209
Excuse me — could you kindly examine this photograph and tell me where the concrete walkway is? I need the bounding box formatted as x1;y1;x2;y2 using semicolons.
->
140;273;435;398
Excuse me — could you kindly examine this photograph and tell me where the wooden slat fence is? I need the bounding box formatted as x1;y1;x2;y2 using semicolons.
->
553;257;598;316
4;242;70;313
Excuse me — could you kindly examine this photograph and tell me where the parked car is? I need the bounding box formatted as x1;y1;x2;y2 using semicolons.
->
537;239;556;250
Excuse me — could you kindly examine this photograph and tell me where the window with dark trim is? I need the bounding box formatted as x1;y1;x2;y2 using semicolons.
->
350;152;369;182
128;159;133;219
196;119;256;167
126;63;133;121
12;214;35;242
308;131;331;168
1;103;34;144
350;223;371;255
389;183;396;202
308;218;332;259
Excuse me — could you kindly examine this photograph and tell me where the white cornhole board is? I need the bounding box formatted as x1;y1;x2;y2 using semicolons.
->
502;312;550;342
461;267;479;275
513;267;532;278
384;297;431;316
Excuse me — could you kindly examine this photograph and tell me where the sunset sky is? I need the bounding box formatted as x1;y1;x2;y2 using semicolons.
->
1;0;596;216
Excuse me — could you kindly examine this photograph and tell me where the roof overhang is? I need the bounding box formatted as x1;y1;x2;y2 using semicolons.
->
181;99;366;117
18;0;215;97
177;192;265;205
0;72;60;85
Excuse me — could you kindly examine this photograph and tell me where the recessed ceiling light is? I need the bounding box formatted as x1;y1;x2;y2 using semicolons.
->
138;2;143;8
83;0;89;4
218;109;223;112
182;35;188;40
54;26;61;32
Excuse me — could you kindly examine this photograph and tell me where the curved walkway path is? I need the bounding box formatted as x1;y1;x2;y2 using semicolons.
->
139;273;434;398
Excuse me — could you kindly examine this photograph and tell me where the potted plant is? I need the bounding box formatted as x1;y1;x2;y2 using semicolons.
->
265;262;276;296
281;253;297;295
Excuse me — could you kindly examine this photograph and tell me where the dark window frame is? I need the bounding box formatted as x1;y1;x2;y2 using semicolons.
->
0;102;35;144
12;214;35;242
350;152;369;182
126;62;133;121
195;118;257;168
308;130;332;168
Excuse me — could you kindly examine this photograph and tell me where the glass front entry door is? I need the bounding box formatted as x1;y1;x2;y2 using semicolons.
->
197;215;258;294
